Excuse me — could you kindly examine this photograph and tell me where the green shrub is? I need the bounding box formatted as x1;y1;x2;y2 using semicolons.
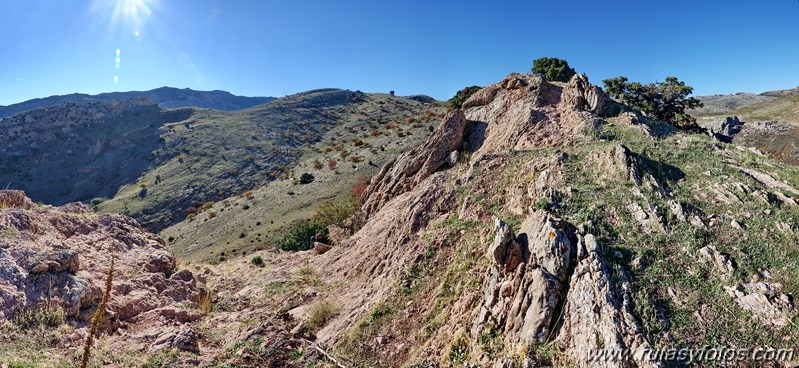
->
275;220;328;251
299;173;315;184
447;86;481;110
11;306;66;329
315;199;358;226
250;256;264;266
532;57;576;82
602;76;703;131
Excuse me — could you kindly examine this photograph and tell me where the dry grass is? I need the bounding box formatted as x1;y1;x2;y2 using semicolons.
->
79;250;115;368
307;300;339;331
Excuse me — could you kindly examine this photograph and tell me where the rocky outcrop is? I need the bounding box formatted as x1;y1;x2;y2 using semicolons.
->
462;74;563;154
559;234;661;368
559;73;612;117
461;73;611;159
0;190;207;352
725;273;793;328
471;212;658;367
504;152;566;216
592;144;643;186
361;110;466;216
706;116;744;142
471;217;564;347
0;190;36;210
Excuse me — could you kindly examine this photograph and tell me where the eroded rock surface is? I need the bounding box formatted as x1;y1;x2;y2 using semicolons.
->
559;234;661;368
0;190;207;353
361;110;466;216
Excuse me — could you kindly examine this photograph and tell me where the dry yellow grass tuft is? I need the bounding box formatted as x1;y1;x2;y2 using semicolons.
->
79;249;115;368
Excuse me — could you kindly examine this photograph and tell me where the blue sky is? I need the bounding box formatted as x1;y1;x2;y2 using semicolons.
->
1;0;798;105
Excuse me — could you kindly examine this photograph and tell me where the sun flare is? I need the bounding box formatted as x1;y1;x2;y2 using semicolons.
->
91;0;158;36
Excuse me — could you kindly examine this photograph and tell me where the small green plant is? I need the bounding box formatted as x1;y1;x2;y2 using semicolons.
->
250;256;264;266
11;305;66;329
532;197;551;211
448;335;469;365
447;85;481;110
1;228;17;239
307;300;339;331
299;172;315;184
364;305;392;326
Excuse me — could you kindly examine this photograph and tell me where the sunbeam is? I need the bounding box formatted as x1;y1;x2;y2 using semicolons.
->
90;0;159;37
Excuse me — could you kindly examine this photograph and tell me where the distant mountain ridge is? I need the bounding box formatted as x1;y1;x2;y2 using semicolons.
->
0;86;274;118
691;87;799;116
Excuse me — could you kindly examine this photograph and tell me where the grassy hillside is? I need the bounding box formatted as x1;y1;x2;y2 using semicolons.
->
162;95;447;262
0;98;188;205
0;90;444;232
694;89;799;124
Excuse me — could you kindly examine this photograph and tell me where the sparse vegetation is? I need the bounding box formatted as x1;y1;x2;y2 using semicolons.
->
11;306;66;329
275;220;328;251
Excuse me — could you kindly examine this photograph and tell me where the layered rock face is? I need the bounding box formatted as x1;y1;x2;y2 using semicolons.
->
461;73;609;155
0;190;207;353
471;213;660;368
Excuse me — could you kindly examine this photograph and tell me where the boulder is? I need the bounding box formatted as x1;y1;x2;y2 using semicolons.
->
313;242;332;255
150;326;200;353
0;190;35;210
706;116;744;142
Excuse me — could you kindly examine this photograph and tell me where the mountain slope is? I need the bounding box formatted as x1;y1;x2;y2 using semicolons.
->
692;87;799;121
0;87;274;118
691;88;799;167
0;89;443;231
187;74;798;367
3;74;799;367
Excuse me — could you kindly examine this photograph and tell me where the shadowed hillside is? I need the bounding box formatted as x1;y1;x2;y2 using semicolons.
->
0;87;274;118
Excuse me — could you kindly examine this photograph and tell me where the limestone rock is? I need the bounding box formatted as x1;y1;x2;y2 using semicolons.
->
706;116;744;142
559;73;612;116
698;245;735;277
150;326;200;353
725;278;793;328
0;191;207;346
462;74;567;155
592;144;642;186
